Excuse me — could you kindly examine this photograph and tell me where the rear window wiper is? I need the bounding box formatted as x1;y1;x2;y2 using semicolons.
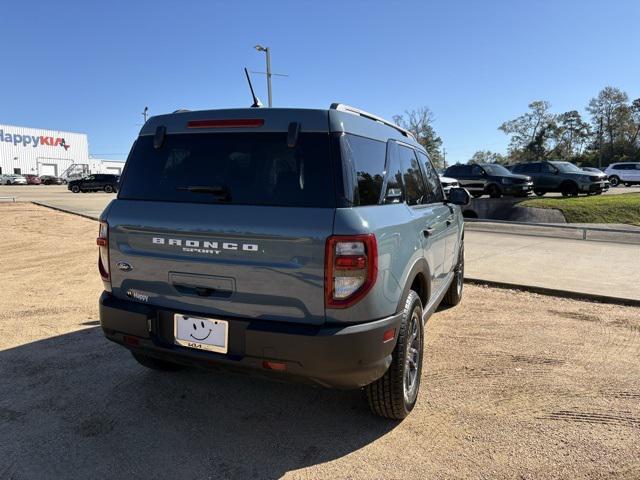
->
176;185;231;200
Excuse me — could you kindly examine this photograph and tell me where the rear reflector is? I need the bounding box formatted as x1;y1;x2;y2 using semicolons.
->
262;361;287;371
123;335;140;346
187;119;264;129
383;328;395;343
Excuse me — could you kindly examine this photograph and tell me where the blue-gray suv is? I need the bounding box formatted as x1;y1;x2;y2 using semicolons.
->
97;104;470;419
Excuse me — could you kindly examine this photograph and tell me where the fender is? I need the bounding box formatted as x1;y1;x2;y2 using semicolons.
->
396;257;431;315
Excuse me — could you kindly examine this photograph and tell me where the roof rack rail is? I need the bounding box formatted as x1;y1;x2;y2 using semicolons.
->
329;103;415;140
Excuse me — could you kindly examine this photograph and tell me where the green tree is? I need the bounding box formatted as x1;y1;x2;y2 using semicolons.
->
393;107;444;168
468;150;508;165
549;110;591;159
586;87;631;153
630;98;640;147
499;100;556;161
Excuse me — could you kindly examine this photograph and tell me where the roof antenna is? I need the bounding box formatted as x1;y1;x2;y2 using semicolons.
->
244;68;263;108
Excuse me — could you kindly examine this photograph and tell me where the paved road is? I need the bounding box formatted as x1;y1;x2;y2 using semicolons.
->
0;184;114;218
2;185;639;301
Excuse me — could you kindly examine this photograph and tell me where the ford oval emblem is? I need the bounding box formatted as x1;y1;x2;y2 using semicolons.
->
116;261;132;272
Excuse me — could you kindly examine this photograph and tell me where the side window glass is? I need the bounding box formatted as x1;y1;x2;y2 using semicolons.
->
398;145;427;206
417;151;444;203
383;142;404;204
471;165;484;176
339;134;386;206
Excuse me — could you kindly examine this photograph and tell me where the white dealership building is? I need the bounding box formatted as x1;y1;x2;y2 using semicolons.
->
0;123;124;178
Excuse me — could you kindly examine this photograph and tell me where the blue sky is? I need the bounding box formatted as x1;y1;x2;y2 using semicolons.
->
1;0;638;164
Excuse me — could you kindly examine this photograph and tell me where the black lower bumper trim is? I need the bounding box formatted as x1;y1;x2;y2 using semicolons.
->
99;292;402;389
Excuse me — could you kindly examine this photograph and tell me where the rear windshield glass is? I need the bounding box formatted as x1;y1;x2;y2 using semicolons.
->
118;132;335;207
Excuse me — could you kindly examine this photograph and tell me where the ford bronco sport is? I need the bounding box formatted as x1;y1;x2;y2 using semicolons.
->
98;104;470;419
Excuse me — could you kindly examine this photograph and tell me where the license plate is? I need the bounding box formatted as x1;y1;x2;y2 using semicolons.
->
174;314;228;353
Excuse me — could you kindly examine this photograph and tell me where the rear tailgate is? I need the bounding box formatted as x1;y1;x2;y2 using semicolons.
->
107;201;333;325
109;112;335;326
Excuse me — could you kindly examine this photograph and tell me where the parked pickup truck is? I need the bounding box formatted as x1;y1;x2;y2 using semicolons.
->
98;104;470;419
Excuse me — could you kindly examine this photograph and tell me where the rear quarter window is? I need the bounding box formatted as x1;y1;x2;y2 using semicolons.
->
118;132;335;207
339;133;386;206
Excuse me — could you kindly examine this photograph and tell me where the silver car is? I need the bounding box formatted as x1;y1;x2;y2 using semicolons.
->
1;174;27;185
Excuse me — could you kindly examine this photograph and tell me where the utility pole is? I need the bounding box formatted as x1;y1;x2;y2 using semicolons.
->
254;45;272;107
598;117;603;169
253;45;288;107
142;106;149;123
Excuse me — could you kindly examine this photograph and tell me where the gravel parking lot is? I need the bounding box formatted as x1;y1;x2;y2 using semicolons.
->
1;203;639;479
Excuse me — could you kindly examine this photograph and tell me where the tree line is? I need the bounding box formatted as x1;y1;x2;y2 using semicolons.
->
396;86;639;170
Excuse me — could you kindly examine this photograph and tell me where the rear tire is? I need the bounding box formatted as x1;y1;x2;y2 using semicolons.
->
104;184;114;193
534;190;545;197
366;290;423;420
443;241;464;307
131;352;184;371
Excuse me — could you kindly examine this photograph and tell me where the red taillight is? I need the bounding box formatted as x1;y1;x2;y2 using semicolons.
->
187;119;264;129
262;361;287;371
97;221;111;289
325;234;378;309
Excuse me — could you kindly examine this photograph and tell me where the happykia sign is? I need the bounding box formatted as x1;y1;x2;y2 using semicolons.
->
0;129;70;150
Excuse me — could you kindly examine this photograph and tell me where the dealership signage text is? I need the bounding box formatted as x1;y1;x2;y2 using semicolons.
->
0;129;70;150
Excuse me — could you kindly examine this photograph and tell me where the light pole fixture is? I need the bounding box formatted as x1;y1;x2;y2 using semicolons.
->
254;44;272;107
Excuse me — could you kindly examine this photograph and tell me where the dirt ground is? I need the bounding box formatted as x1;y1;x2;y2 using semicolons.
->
0;202;639;480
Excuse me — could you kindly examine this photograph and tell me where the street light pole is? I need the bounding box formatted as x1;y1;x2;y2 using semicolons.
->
254;44;273;107
265;47;272;108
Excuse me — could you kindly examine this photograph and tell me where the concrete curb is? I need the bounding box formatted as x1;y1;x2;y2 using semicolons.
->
31;201;99;222
465;277;640;308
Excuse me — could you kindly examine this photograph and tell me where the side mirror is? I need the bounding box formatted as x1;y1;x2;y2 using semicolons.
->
448;187;471;206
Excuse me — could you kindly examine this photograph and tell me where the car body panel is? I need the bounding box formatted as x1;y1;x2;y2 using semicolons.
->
604;162;640;184
512;161;608;193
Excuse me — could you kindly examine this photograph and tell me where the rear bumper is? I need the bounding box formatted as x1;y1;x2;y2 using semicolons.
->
99;292;402;389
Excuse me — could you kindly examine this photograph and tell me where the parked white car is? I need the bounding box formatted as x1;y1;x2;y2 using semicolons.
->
1;174;28;185
439;175;459;196
604;162;640;187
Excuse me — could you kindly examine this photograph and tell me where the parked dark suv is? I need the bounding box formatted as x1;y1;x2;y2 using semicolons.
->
444;163;533;198
97;104;471;419
68;174;119;193
511;161;607;196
